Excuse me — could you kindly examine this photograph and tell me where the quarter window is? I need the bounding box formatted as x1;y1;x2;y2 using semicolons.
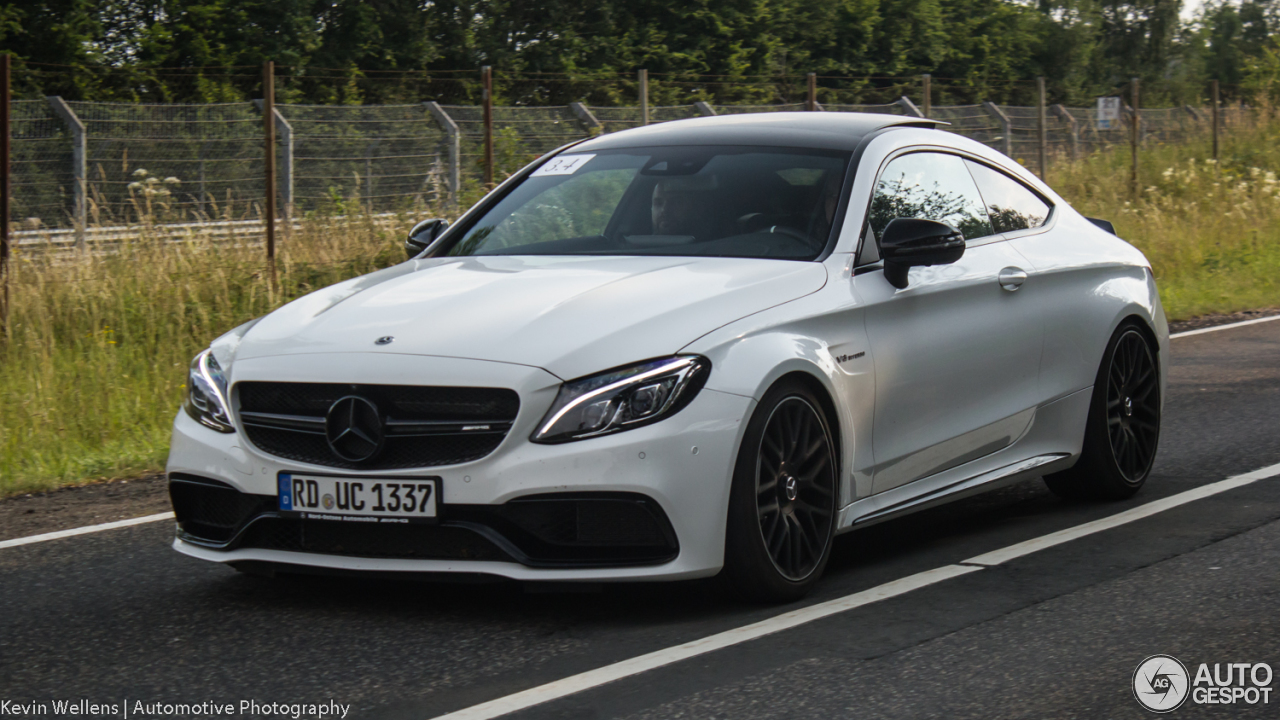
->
964;160;1051;233
868;152;994;244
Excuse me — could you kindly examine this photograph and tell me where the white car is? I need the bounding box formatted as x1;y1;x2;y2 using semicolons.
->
169;112;1168;601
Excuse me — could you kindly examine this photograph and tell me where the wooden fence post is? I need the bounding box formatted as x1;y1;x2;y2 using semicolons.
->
922;74;931;118
2;53;12;338
482;66;493;189
1130;77;1140;196
1211;79;1220;162
807;73;817;111
263;61;276;284
1036;76;1047;180
639;69;649;126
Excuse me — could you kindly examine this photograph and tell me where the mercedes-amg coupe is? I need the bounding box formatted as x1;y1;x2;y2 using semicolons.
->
169;112;1167;601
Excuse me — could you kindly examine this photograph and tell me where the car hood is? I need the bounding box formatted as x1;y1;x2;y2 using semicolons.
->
234;255;827;379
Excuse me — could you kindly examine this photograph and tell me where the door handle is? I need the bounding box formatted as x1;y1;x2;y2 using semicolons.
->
998;267;1028;292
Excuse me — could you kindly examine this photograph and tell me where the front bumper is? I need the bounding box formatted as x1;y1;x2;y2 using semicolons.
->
166;352;754;581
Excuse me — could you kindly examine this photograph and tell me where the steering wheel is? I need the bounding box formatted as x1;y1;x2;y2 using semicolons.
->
764;225;821;251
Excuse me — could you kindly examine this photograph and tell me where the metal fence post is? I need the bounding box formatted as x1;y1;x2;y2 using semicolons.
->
1211;79;1220;161
1130;77;1139;195
1051;104;1078;161
482;66;493;188
1036;77;1047;179
639;69;649;126
263;61;276;280
807;73;817;111
569;102;602;134
896;97;924;118
922;74;931;118
424;102;460;208
694;101;717;116
47;96;87;248
274;108;293;222
1;53;9;339
982;101;1012;156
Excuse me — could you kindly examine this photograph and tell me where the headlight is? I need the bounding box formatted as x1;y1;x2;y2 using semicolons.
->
531;356;709;444
184;349;234;433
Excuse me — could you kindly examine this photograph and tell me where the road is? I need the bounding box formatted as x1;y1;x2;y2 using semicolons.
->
2;320;1279;719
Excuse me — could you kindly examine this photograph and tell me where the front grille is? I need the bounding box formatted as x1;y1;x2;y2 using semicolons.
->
236;382;520;469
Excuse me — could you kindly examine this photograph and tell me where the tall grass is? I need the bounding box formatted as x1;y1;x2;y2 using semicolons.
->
3;121;1280;496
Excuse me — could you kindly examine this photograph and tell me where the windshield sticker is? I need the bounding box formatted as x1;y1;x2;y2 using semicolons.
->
532;154;596;176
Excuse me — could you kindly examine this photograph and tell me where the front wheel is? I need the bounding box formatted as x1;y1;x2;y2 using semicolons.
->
1046;322;1161;500
725;380;838;602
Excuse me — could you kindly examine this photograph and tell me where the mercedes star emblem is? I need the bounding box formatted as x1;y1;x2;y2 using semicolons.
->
325;396;384;462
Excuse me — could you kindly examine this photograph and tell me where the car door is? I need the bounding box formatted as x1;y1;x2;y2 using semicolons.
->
854;150;1044;494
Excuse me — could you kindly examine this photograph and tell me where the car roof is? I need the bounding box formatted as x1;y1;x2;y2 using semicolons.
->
571;112;946;153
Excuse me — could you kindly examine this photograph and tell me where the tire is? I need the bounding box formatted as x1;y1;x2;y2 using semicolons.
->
725;379;839;602
1045;322;1161;500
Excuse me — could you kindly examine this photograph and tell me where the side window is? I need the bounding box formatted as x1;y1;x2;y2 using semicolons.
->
868;152;994;244
964;160;1051;233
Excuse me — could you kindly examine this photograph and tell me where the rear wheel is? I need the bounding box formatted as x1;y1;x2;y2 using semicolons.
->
725;380;838;602
1046;322;1160;500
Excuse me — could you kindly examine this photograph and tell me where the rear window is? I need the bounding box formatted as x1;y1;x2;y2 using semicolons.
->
964;160;1052;233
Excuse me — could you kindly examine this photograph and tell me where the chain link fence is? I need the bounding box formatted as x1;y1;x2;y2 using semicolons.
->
7;92;1257;246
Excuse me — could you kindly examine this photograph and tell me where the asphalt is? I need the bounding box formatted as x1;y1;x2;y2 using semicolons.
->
1;320;1278;719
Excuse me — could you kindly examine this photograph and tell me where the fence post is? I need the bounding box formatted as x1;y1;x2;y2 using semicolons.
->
922;74;931;118
1211;79;1220;161
639;69;649;126
569;102;602;134
424;102;460;208
274;108;293;222
807;73;817;111
1;53;9;339
1051;104;1078;161
482;66;493;189
1036;76;1047;179
982;101;1012;156
896;97;924;118
263;61;276;282
1130;76;1139;195
47;96;87;248
694;101;717;116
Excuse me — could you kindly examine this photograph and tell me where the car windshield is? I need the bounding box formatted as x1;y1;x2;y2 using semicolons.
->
445;146;850;261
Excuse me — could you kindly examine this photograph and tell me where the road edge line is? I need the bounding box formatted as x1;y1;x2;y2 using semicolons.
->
1170;314;1280;339
0;512;174;550
431;563;981;720
962;461;1280;566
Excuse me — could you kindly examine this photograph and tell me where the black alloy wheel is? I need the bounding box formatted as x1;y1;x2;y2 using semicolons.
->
726;380;838;602
1106;329;1160;481
1046;322;1161;500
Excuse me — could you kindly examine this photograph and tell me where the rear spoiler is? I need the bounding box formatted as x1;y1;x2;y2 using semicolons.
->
1086;217;1117;235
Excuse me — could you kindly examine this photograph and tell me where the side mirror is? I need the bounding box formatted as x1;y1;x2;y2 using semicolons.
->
880;218;965;289
405;218;450;258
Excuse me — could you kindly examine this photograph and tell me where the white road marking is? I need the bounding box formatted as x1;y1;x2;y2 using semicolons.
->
431;459;1280;719
0;512;174;550
1170;314;1280;339
431;564;982;720
963;460;1280;566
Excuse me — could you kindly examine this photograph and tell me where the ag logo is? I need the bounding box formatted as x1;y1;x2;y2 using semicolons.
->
1134;654;1190;713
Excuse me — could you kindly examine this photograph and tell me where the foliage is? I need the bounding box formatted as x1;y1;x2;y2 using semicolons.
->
4;1;1280;106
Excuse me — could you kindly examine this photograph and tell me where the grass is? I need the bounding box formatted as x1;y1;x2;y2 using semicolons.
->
3;121;1280;496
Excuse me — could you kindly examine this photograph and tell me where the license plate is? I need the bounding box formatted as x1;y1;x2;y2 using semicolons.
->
277;473;439;524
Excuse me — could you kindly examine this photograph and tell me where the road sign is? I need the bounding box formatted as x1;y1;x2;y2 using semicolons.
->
1097;96;1122;130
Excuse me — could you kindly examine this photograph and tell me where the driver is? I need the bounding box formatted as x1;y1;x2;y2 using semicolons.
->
651;180;698;235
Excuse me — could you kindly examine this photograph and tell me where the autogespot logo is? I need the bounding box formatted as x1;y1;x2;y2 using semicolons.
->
1134;655;1190;713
